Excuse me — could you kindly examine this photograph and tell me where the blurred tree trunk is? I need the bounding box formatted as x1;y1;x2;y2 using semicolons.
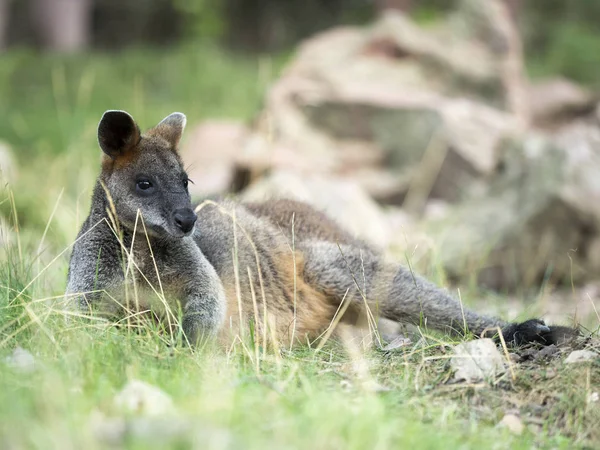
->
31;0;92;52
0;0;8;50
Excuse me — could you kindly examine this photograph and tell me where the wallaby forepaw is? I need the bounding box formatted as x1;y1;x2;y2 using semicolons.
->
500;319;579;346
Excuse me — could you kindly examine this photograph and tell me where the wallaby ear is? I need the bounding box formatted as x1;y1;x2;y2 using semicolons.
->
151;112;187;148
97;110;141;159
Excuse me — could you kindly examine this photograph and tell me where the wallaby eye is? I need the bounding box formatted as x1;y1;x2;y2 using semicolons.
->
136;180;153;192
183;178;189;189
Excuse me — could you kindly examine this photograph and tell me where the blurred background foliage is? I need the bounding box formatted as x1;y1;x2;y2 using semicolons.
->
3;0;600;78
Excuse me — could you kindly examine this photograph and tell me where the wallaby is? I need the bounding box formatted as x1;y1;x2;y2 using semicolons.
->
65;110;577;348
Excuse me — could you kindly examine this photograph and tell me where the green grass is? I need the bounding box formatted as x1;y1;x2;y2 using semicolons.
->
526;22;600;88
0;256;597;449
1;45;599;449
0;44;280;159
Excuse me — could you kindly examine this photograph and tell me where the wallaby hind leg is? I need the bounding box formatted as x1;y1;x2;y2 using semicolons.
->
301;241;577;346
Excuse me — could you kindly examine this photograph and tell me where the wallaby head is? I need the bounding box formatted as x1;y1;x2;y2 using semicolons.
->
97;110;196;238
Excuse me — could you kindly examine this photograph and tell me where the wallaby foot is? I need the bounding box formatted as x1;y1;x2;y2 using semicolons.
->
497;319;579;346
181;296;226;346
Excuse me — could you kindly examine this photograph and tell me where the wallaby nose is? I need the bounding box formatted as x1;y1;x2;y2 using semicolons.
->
173;209;197;234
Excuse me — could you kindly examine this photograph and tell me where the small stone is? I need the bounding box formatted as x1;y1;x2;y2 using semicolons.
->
564;350;598;364
382;335;412;352
113;379;175;416
4;347;36;373
588;392;599;403
451;339;506;382
535;344;559;360
499;414;524;435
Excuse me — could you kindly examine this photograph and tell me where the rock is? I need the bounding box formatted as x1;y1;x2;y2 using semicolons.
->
453;0;529;121
499;413;524;435
381;335;412;352
240;170;392;248
180;120;250;198
422;123;600;289
4;347;36;374
240;1;523;207
528;78;597;128
371;0;527;117
377;317;409;346
369;12;497;93
564;350;598;364
451;338;506;382
113;379;175;416
299;96;518;208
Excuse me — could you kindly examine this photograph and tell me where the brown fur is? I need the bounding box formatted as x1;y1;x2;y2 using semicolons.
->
244;199;362;246
217;249;335;347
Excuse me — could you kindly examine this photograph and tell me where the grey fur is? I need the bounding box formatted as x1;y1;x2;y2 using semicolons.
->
66;112;226;343
65;111;577;347
154;112;187;147
300;242;505;336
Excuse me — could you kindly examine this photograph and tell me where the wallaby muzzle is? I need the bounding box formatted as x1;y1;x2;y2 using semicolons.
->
173;208;197;234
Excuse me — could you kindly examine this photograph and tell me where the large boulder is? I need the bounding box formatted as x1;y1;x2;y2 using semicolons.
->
239;0;525;208
369;0;527;117
299;95;519;209
528;78;598;129
419;118;600;289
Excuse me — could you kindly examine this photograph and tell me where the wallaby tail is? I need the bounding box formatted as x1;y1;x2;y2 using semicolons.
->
302;242;579;346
